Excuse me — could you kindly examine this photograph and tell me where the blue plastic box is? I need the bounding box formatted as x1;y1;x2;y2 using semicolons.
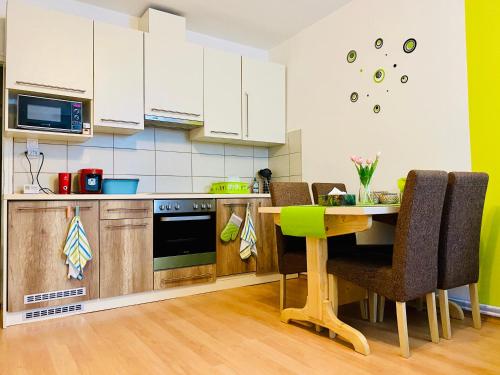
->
102;179;139;194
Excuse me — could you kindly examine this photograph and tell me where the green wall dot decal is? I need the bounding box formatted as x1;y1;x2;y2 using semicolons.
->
373;68;385;83
375;38;384;49
401;75;409;83
350;92;359;102
403;38;417;53
373;105;381;113
347;50;357;63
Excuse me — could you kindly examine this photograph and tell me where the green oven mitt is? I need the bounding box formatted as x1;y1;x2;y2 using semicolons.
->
220;213;243;242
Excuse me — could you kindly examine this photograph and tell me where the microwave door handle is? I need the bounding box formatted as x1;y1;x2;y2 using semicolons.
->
160;215;212;222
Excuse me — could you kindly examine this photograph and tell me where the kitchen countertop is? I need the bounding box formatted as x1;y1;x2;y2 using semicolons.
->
2;193;271;201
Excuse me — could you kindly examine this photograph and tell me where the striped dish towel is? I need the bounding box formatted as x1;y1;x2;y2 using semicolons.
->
240;203;257;260
63;207;93;280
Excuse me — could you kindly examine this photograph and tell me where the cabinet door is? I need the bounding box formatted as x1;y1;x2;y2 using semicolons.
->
202;48;241;139
94;22;144;133
144;34;203;121
255;198;278;274
7;201;99;312
5;1;93;99
216;199;256;276
100;218;153;298
242;58;285;144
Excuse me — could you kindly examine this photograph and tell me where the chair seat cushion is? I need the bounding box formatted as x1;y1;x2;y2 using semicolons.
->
327;250;395;300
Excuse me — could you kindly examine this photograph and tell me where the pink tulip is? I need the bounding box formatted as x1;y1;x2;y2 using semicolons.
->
350;155;357;162
357;158;365;165
366;159;373;164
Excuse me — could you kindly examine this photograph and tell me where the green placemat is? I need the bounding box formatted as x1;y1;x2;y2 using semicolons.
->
280;206;326;238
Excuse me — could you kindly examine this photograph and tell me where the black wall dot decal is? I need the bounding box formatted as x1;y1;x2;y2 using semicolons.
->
350;92;359;102
393;64;397;68
347;50;357;63
373;68;385;83
373;105;381;113
375;38;384;49
401;75;409;83
403;38;417;53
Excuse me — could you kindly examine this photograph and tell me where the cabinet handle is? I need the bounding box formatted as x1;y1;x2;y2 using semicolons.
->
210;131;239;136
15;81;86;93
16;206;93;211
245;92;249;138
151;108;201;117
106;208;150;212
161;273;213;284
100;118;140;125
160;215;211;222
105;223;149;230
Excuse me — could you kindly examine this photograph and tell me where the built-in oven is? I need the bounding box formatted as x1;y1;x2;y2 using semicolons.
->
153;199;216;271
16;94;83;134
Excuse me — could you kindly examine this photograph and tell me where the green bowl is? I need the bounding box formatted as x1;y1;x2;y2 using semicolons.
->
318;194;356;206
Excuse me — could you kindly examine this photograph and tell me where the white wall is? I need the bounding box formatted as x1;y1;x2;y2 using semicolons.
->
271;0;471;193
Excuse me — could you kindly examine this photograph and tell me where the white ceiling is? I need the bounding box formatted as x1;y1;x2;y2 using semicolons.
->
77;0;351;49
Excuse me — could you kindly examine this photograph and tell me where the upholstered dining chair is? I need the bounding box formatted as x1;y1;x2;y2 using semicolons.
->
269;182;311;311
312;182;394;322
437;172;489;339
326;170;449;357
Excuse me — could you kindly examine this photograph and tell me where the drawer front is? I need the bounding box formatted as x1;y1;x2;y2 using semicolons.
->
100;200;152;220
154;264;216;290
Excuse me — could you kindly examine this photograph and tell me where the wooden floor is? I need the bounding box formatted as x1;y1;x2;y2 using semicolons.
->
1;278;500;374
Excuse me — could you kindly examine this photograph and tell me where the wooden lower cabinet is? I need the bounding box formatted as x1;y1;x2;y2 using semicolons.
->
154;264;216;289
216;198;277;276
7;201;100;312
99;218;153;298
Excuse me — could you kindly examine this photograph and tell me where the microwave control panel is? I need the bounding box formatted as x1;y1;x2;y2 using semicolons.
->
71;102;83;130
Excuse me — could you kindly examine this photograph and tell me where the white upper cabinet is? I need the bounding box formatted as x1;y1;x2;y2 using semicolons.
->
144;34;203;122
191;48;242;141
6;1;93;99
242;58;286;144
94;22;144;133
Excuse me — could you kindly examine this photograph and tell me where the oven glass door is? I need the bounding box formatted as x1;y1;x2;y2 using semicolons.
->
17;95;80;132
153;212;216;270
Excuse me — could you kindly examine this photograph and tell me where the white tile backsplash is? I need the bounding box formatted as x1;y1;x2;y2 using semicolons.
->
10;126;272;193
290;153;302;176
269;154;290;177
155;128;191;153
156;176;192;193
224;144;253;157
155;151;191;176
114;149;155;175
68;146;114;174
114;127;155;150
191;141;224;155
192;153;224;177
225;156;254;178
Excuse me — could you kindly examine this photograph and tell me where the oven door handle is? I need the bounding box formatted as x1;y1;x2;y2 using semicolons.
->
159;215;212;222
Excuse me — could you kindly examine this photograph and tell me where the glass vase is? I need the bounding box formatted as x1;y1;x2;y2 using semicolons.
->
358;183;373;205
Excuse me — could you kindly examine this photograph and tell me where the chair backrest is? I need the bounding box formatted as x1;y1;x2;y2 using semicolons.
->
312;183;357;251
311;183;347;204
392;170;448;302
269;182;312;206
438;172;489;289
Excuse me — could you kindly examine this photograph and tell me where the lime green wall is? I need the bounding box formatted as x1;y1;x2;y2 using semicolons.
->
466;1;500;307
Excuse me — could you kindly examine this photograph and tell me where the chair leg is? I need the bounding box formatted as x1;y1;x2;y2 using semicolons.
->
378;295;385;323
368;292;378;323
396;302;410;358
438;289;452;339
280;274;286;311
426;292;440;344
359;299;369;320
328;274;338;339
469;283;482;329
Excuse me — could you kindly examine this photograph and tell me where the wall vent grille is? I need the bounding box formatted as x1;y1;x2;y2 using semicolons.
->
24;287;86;304
24;303;83;320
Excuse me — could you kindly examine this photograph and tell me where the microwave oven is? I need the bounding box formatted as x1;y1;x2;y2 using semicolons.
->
17;94;83;134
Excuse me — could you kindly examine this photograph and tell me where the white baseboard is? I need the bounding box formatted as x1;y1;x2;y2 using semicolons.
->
3;272;296;328
449;297;500;318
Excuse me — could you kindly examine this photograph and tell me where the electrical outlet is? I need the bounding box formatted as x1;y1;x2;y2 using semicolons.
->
27;139;40;158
